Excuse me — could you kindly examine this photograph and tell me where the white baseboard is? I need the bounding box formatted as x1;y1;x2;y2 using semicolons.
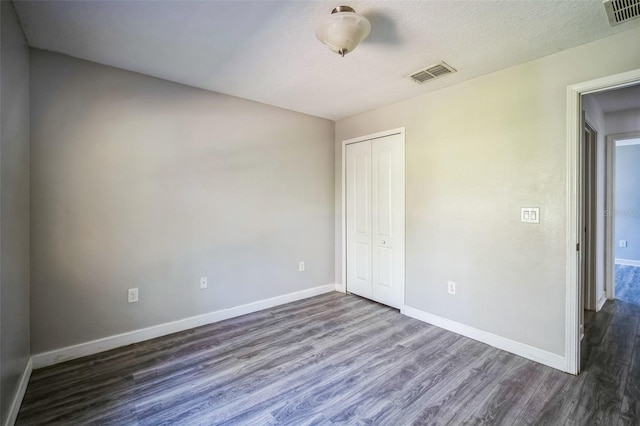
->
32;284;336;369
335;283;346;293
401;305;567;372
596;292;607;311
615;258;640;267
5;358;32;426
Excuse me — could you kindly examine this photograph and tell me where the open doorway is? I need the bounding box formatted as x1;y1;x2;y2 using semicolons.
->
578;83;640;374
578;117;597;342
611;135;640;306
566;70;640;375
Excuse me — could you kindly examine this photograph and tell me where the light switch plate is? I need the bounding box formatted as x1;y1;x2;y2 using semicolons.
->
521;207;540;224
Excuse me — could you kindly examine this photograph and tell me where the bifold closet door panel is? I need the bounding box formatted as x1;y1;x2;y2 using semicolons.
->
346;140;373;300
371;134;405;309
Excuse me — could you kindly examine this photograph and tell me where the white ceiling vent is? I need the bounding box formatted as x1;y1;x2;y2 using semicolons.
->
409;62;456;84
603;0;640;25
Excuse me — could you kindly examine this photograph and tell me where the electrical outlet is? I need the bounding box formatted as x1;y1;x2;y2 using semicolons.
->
447;281;456;295
299;261;305;272
200;276;208;289
128;288;139;303
620;240;628;248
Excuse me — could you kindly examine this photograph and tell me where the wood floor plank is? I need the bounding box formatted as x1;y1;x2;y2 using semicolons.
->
132;294;378;389
512;368;574;426
459;359;550;425
266;326;465;425
402;351;523;426
551;302;638;426
325;337;491;424
584;313;639;370
583;309;613;350
133;303;405;424
132;293;363;368
566;310;640;425
618;335;640;425
564;367;624;425
15;293;640;425
156;315;435;425
610;298;640;319
17;374;139;425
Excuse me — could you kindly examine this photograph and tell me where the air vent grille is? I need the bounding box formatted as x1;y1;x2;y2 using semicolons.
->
409;62;456;84
604;0;640;25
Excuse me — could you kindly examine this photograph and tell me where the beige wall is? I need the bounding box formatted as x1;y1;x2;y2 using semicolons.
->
1;1;30;423
30;50;335;353
335;28;640;356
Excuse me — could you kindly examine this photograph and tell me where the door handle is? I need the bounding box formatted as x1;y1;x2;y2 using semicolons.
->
381;240;386;245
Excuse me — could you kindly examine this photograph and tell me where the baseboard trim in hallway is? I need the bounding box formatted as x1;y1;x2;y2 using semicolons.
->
5;358;32;426
401;304;567;372
31;283;336;369
615;258;640;267
597;292;607;311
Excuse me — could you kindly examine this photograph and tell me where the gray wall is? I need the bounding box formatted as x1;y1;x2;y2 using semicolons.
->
610;106;640;261
582;94;607;304
1;1;30;423
615;142;640;261
335;28;640;356
30;50;335;353
606;107;640;136
604;108;640;261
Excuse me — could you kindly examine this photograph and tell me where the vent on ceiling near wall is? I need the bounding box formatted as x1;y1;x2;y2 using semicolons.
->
409;62;456;84
603;0;640;25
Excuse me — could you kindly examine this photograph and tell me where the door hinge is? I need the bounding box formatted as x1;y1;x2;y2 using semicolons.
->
576;243;580;251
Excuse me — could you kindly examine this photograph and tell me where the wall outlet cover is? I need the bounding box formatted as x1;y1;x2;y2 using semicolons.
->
128;288;139;303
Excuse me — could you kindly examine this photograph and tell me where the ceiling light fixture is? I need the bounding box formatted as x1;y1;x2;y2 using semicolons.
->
316;6;371;57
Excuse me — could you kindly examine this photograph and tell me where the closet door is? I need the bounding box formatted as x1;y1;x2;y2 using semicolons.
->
371;134;404;309
346;140;373;299
346;133;404;309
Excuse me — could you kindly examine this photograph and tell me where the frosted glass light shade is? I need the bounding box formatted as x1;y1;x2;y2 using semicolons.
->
316;7;371;57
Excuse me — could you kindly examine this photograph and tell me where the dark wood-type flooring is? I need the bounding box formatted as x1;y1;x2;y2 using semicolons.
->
16;292;640;425
616;264;640;307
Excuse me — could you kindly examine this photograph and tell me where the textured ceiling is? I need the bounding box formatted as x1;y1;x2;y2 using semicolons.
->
13;0;640;120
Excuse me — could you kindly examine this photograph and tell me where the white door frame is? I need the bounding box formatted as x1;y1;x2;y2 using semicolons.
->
605;132;640;300
582;114;598;313
566;69;640;375
341;127;406;307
